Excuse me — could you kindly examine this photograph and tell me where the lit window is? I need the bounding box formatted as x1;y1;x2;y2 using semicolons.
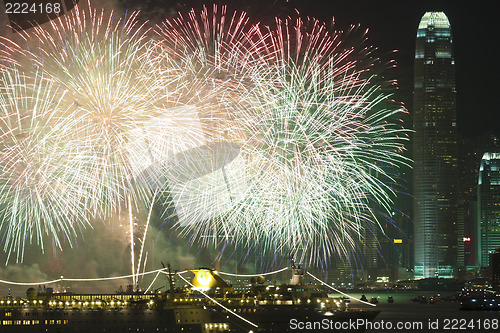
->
436;51;451;58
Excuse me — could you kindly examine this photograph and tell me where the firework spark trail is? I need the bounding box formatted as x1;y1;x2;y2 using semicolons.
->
153;4;257;235
127;194;135;288
135;191;157;285
0;68;92;263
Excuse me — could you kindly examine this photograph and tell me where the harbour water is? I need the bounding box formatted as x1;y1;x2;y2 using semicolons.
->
337;291;499;333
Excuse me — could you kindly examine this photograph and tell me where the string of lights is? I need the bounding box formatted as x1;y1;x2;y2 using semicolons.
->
217;267;289;277
0;267;169;286
306;272;377;307
176;272;259;328
143;271;161;294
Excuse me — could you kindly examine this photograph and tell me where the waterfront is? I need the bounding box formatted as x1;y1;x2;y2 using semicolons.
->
342;291;499;333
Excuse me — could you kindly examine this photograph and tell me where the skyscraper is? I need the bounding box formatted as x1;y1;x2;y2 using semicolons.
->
478;153;500;268
490;249;500;291
413;12;458;278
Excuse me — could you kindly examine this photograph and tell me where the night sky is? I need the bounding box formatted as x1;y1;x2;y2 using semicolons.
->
253;0;495;139
289;0;495;139
161;0;495;139
1;0;495;137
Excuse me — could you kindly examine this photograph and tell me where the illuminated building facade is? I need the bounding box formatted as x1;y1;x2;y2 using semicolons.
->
491;249;500;291
478;153;500;267
413;12;458;278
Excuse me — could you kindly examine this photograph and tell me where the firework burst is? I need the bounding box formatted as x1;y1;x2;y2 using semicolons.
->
156;10;410;266
1;4;410;267
226;17;411;265
0;5;191;262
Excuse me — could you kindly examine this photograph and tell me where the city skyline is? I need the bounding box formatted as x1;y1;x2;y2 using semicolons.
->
1;3;498;333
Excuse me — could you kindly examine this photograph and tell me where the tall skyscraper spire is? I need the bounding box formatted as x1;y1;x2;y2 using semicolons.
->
413;12;458;278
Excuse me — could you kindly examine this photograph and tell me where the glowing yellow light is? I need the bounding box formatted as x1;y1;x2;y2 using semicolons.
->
195;270;213;288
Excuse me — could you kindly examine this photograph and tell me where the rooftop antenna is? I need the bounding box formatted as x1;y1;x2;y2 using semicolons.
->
161;262;176;299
